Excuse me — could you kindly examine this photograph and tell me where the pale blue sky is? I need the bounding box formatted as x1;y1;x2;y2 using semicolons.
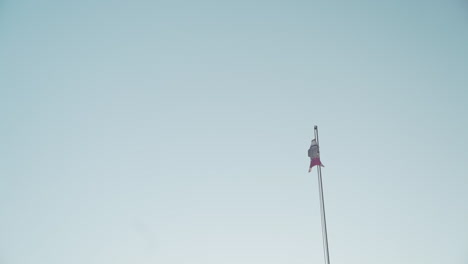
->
1;0;468;263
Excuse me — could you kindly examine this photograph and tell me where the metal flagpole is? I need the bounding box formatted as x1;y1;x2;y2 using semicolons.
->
314;125;331;264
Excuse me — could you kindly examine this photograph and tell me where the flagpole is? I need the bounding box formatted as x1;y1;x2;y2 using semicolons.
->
314;125;331;264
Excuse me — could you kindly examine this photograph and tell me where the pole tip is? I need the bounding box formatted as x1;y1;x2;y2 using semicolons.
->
314;125;318;129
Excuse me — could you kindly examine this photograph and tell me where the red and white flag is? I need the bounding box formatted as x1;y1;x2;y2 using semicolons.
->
308;139;324;172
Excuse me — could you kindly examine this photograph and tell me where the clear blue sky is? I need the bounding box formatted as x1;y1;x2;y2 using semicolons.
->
1;0;468;263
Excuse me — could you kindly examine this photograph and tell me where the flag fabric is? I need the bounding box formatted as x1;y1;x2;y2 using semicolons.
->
308;139;324;172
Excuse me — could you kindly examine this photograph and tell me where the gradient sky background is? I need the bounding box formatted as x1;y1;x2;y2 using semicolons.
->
1;0;468;263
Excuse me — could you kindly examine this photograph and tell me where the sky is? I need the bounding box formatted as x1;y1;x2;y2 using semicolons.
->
1;0;468;263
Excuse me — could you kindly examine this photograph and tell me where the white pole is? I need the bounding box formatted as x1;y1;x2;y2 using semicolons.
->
314;125;330;264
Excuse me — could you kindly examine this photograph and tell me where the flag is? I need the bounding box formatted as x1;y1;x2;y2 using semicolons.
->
308;139;324;172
